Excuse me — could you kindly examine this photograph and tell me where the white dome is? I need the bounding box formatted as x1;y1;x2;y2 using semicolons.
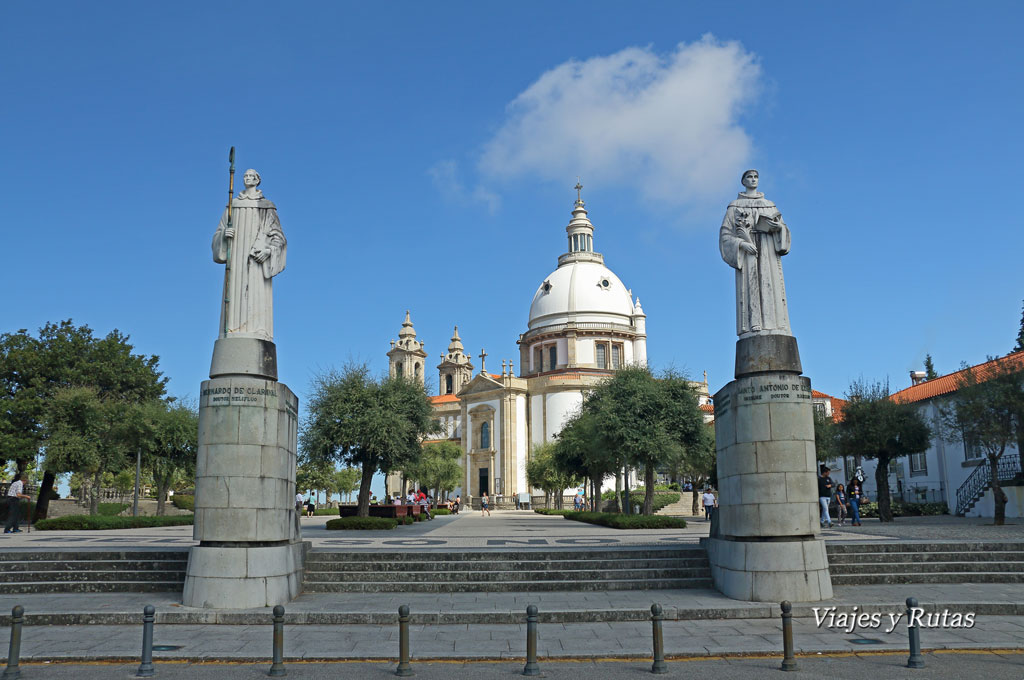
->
528;260;635;330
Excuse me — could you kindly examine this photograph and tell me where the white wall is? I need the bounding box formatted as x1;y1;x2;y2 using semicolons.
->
576;339;595;366
968;485;1024;519
531;394;545;445
516;395;528;491
545;391;583;441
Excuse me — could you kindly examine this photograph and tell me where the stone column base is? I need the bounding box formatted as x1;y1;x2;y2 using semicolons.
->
183;542;308;609
704;537;832;602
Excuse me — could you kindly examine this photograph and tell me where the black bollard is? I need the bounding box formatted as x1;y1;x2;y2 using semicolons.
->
268;605;286;677
906;597;925;669
136;604;155;678
650;603;667;674
2;605;24;680
780;601;797;671
523;605;540;677
396;605;413;677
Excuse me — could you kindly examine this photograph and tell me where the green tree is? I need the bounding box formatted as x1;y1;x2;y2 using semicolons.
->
333;467;360;502
554;410;614;511
300;363;438;517
137;401;198;516
814;409;838;462
940;357;1024;525
582;366;705;515
526;442;580;509
0;321;166;520
296;461;334;504
835;379;931;522
924;354;939;380
404;440;463;501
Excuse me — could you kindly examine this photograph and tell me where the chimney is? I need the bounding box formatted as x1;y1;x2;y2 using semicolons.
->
910;370;927;386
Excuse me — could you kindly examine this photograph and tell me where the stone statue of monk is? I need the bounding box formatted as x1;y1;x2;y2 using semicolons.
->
719;169;792;337
212;168;287;341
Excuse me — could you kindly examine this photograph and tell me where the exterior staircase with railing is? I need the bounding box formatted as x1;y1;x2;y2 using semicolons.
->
955;453;1022;516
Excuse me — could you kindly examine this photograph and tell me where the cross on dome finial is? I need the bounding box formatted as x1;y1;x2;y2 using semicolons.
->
575;178;583;202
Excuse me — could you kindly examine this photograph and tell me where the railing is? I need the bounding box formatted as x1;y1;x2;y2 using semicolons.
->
955;453;1022;516
521;321;637;343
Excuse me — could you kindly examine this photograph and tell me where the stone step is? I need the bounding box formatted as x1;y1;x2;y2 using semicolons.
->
306;548;705;562
303;568;711;583
830;572;1024;586
304;557;709;572
0;581;185;594
1;569;186;583
829;561;1024;575
303;577;713;593
1;560;188;572
827;551;1024;565
0;550;190;562
826;542;1024;554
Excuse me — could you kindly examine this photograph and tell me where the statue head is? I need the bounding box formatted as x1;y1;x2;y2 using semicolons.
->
243;169;262;188
741;169;759;190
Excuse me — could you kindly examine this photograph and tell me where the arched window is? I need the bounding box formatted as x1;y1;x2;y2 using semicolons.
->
445;374;453;394
414;363;421;379
395;363;403;378
481;421;491;449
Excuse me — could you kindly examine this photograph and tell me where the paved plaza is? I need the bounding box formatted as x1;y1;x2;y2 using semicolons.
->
6;508;1023;551
3;511;1024;670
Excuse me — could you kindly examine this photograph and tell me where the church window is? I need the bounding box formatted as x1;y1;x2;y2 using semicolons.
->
481;421;491;449
445;374;453;395
611;345;621;369
587;235;592;251
395;363;403;378
535;346;544;372
596;343;607;369
548;346;557;371
572;234;579;252
414;363;420;379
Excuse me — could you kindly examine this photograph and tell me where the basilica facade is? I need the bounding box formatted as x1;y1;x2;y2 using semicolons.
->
385;190;710;501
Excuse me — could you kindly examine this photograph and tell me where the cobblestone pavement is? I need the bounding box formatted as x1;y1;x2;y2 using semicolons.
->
4;616;1024;662
5;510;1022;551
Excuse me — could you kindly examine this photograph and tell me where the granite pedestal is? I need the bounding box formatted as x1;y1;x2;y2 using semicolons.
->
705;335;833;602
183;338;306;609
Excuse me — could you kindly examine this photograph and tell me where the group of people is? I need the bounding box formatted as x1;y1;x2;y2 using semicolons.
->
817;465;865;528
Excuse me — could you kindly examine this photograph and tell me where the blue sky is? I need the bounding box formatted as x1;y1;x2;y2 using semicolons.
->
3;3;1023;494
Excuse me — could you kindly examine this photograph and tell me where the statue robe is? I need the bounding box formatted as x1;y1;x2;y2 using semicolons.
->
212;192;287;340
719;192;791;337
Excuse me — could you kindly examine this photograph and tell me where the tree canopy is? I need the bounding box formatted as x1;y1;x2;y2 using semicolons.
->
299;363;438;516
835;379;931;522
403;440;463;500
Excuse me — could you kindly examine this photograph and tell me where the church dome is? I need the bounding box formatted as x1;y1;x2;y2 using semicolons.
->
528;260;634;330
527;189;635;330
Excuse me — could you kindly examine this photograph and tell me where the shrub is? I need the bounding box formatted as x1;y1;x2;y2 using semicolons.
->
402;516;414;525
98;503;130;516
313;508;338;516
432;508;451;516
534;509;575;516
606;491;680;513
170;495;194;511
563;511;687;529
34;515;194;531
325;517;398;530
856;501;948;519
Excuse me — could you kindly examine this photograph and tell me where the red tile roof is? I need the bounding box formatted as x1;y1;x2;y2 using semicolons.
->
428;394;460;404
812;389;847;420
700;403;714;413
891;351;1024;405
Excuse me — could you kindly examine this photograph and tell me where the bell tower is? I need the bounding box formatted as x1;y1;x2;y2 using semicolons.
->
387;310;428;385
437;326;474;395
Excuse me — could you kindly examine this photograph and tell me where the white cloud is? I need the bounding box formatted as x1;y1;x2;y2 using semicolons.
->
478;36;762;210
428;159;501;214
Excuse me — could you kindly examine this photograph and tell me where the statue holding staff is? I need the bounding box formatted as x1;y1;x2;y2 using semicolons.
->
212;167;287;341
719;169;791;337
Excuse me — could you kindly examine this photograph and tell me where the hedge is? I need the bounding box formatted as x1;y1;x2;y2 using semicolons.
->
432;508;451;516
605;491;680;514
564;511;687;529
856;501;948;519
325;517;398;530
170;495;194;511
34;515;194;531
402;516;414;525
312;508;338;516
534;509;576;516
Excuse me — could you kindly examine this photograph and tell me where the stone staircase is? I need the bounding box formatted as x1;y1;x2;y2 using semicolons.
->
827;542;1024;585
0;550;188;594
303;547;712;593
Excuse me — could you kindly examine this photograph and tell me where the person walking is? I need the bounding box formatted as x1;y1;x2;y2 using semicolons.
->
480;492;491;517
306;495;315;517
701;488;717;520
295;491;305;516
834;483;848;527
4;473;30;534
818;465;835;529
848;477;863;526
454;494;461;514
